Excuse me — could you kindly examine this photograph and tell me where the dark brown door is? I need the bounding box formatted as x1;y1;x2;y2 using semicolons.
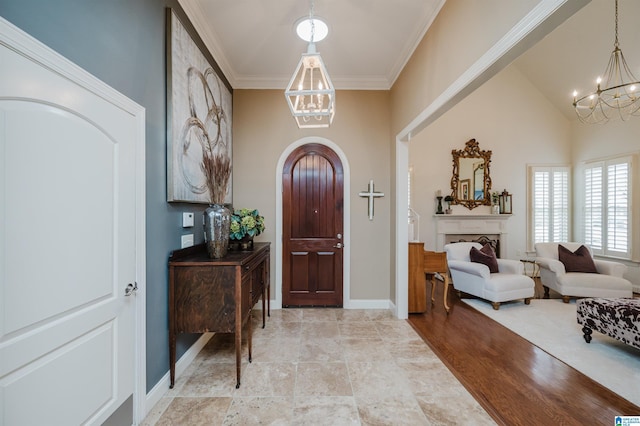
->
283;143;344;306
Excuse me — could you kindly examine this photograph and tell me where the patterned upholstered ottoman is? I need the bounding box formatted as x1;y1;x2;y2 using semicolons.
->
576;298;640;350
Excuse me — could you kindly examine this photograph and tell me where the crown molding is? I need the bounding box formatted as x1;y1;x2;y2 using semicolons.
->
178;0;238;88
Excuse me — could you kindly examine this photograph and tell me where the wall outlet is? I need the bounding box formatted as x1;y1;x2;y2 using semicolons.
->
181;234;194;248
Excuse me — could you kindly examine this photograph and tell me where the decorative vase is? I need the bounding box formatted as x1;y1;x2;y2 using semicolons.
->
204;203;231;258
492;204;500;215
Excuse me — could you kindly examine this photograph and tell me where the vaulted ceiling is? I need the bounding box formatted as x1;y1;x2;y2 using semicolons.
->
513;0;640;121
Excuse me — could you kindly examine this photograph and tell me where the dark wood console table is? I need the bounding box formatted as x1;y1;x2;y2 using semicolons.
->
168;242;270;388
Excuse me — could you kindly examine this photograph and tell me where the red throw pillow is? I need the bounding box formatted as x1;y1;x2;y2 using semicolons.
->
469;243;499;273
558;244;598;273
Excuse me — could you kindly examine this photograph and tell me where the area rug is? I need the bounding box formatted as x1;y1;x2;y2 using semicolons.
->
462;298;640;407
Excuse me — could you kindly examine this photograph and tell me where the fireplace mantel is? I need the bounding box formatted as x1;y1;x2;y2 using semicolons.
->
434;214;512;255
433;214;512;220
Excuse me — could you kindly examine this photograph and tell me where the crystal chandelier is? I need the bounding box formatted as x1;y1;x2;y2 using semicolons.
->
572;0;640;124
285;0;335;128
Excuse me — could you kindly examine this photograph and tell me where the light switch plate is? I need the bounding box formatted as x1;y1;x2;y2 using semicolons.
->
181;234;194;248
182;212;194;227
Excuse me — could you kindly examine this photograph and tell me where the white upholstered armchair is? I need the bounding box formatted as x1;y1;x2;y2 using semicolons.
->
445;242;535;310
534;242;633;302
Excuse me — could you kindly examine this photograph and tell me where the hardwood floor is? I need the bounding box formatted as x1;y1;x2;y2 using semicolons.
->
407;281;640;426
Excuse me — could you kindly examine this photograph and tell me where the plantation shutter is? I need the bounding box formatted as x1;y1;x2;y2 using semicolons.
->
606;158;630;257
533;170;549;243
584;163;603;254
530;166;569;247
584;156;632;259
552;170;569;242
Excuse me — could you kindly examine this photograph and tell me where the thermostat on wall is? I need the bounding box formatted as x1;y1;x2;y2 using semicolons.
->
182;212;194;228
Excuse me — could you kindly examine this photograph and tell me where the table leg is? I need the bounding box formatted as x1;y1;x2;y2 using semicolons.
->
169;331;176;388
248;311;253;363
443;274;451;314
266;260;271;317
261;287;266;328
235;329;241;389
430;274;436;305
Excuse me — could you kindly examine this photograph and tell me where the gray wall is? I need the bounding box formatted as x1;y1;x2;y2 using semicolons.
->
0;0;208;391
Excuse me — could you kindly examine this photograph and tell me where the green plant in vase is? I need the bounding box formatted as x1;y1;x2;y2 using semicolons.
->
229;208;265;250
491;191;500;214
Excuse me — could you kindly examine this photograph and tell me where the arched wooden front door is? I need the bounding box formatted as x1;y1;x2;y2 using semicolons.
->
282;143;344;306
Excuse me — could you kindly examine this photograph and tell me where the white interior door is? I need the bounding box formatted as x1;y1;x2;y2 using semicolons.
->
0;19;145;425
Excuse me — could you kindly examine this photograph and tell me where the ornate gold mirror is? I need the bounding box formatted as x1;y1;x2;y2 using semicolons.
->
450;139;492;210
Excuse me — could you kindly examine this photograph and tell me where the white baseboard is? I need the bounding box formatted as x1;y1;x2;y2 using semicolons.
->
144;332;213;417
343;299;393;309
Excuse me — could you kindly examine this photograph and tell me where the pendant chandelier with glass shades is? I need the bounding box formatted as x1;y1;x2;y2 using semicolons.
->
284;0;335;128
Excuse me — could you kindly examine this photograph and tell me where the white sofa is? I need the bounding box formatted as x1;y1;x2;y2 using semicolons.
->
445;242;534;310
534;242;633;302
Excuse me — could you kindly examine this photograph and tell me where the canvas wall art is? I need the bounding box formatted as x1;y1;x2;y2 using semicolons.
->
167;9;232;204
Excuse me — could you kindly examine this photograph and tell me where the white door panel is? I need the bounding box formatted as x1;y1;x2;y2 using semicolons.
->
0;18;143;425
3;103;116;334
4;323;114;425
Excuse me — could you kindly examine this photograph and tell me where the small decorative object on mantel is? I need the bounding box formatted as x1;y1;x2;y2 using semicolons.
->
444;195;454;214
435;190;444;214
491;191;500;215
358;179;384;220
229;208;265;250
499;189;512;214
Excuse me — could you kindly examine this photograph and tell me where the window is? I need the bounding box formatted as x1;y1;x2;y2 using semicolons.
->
528;166;570;250
584;156;632;259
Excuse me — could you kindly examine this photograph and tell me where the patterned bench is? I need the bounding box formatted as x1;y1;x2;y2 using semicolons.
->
576;298;640;350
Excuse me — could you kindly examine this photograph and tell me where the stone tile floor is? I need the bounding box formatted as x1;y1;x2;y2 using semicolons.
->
142;308;495;425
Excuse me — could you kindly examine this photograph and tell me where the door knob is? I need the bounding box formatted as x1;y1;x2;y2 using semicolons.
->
125;282;138;296
333;243;343;249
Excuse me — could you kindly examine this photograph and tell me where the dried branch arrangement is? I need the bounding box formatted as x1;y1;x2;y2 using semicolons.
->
202;150;231;205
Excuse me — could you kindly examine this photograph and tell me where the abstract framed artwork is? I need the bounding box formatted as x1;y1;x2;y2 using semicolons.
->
166;9;232;204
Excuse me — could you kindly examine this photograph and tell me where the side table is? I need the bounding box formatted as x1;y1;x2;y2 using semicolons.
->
519;259;539;278
168;242;270;388
520;258;541;298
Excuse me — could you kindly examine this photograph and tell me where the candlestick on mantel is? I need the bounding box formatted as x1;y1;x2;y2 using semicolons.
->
436;196;444;214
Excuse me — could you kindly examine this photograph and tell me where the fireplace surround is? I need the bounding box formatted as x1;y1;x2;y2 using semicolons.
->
434;214;511;258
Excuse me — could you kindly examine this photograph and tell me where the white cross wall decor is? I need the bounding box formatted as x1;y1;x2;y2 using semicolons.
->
359;179;384;220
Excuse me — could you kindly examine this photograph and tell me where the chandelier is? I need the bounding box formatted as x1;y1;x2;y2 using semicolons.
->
572;0;640;124
285;0;335;128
